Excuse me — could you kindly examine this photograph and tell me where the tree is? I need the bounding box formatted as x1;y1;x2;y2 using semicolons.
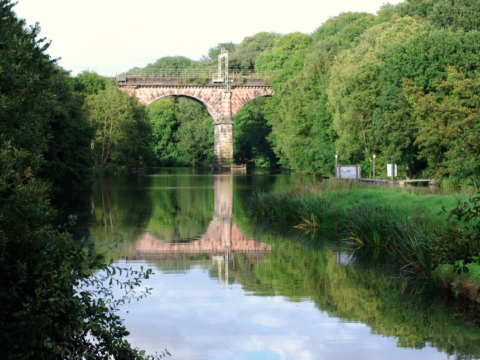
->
233;98;278;167
398;0;480;31
146;98;179;166
0;1;162;358
75;70;115;95
312;12;376;43
174;98;214;166
204;41;237;61
40;68;95;190
255;32;313;70
327;17;422;165
0;144;158;359
230;32;281;69
131;56;195;72
85;84;152;170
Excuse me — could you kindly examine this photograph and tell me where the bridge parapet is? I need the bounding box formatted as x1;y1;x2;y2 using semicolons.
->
116;69;274;87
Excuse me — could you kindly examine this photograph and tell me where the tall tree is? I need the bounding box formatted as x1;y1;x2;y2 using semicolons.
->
398;0;480;31
85;84;151;170
40;68;94;190
0;1;156;357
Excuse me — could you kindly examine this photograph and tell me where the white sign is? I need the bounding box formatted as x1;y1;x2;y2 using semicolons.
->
336;165;361;180
387;164;397;177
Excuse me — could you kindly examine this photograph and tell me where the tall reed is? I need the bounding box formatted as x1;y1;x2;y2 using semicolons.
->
345;203;434;276
249;185;439;277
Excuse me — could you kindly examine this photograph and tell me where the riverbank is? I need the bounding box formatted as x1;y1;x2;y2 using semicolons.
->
248;180;480;303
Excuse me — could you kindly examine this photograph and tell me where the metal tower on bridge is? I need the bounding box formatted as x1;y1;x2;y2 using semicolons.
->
213;48;229;91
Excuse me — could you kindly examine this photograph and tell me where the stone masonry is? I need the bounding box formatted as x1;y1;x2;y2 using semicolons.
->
214;122;234;164
119;84;272;164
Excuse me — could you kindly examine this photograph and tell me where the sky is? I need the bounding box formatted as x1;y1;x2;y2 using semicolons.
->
14;0;405;76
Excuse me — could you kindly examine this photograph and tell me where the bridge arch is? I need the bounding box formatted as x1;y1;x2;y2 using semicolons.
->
131;86;223;120
128;85;273;122
148;93;219;121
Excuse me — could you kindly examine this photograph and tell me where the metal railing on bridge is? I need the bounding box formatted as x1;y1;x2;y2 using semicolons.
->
116;68;276;82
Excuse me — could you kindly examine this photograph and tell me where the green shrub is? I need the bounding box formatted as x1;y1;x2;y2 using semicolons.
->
432;197;480;274
237;73;245;85
0;142;165;359
195;75;207;85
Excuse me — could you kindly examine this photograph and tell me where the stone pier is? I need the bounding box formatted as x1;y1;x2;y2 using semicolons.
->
214;121;234;164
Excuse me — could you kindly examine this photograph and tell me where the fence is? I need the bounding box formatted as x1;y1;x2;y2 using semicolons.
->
116;68;276;81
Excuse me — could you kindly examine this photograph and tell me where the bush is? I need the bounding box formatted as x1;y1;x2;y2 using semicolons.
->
432;197;480;274
0;142;171;359
195;75;207;85
237;73;245;85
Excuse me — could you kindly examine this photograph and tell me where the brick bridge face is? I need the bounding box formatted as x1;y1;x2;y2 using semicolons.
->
120;85;272;164
122;85;272;121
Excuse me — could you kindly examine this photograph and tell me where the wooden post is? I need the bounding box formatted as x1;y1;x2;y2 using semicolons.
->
335;155;338;179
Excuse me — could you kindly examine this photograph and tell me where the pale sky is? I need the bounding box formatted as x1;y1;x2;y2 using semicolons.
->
14;0;405;76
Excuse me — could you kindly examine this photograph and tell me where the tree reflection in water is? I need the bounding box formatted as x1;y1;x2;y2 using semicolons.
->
84;170;480;358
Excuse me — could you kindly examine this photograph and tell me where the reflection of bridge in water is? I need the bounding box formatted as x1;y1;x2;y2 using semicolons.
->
124;175;271;270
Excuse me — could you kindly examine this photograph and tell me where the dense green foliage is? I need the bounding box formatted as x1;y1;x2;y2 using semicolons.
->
397;0;480;31
129;55;197;73
39;69;95;190
0;1;164;357
0;144;157;359
75;70;115;95
233;98;278;167
229;32;280;69
85;84;152;170
0;2;94;189
146;97;214;166
263;1;480;178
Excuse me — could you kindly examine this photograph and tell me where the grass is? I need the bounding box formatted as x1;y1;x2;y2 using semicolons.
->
322;186;465;226
248;179;480;301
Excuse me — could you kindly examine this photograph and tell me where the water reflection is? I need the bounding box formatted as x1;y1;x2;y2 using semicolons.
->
126;174;271;287
81;171;480;360
127;174;270;256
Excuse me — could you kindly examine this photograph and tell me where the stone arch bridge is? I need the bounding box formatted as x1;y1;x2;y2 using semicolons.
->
117;70;273;165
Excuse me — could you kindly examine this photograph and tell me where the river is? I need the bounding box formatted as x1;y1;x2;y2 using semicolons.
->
69;168;480;360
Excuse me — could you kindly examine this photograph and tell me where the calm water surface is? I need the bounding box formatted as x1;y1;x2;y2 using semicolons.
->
76;169;480;360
